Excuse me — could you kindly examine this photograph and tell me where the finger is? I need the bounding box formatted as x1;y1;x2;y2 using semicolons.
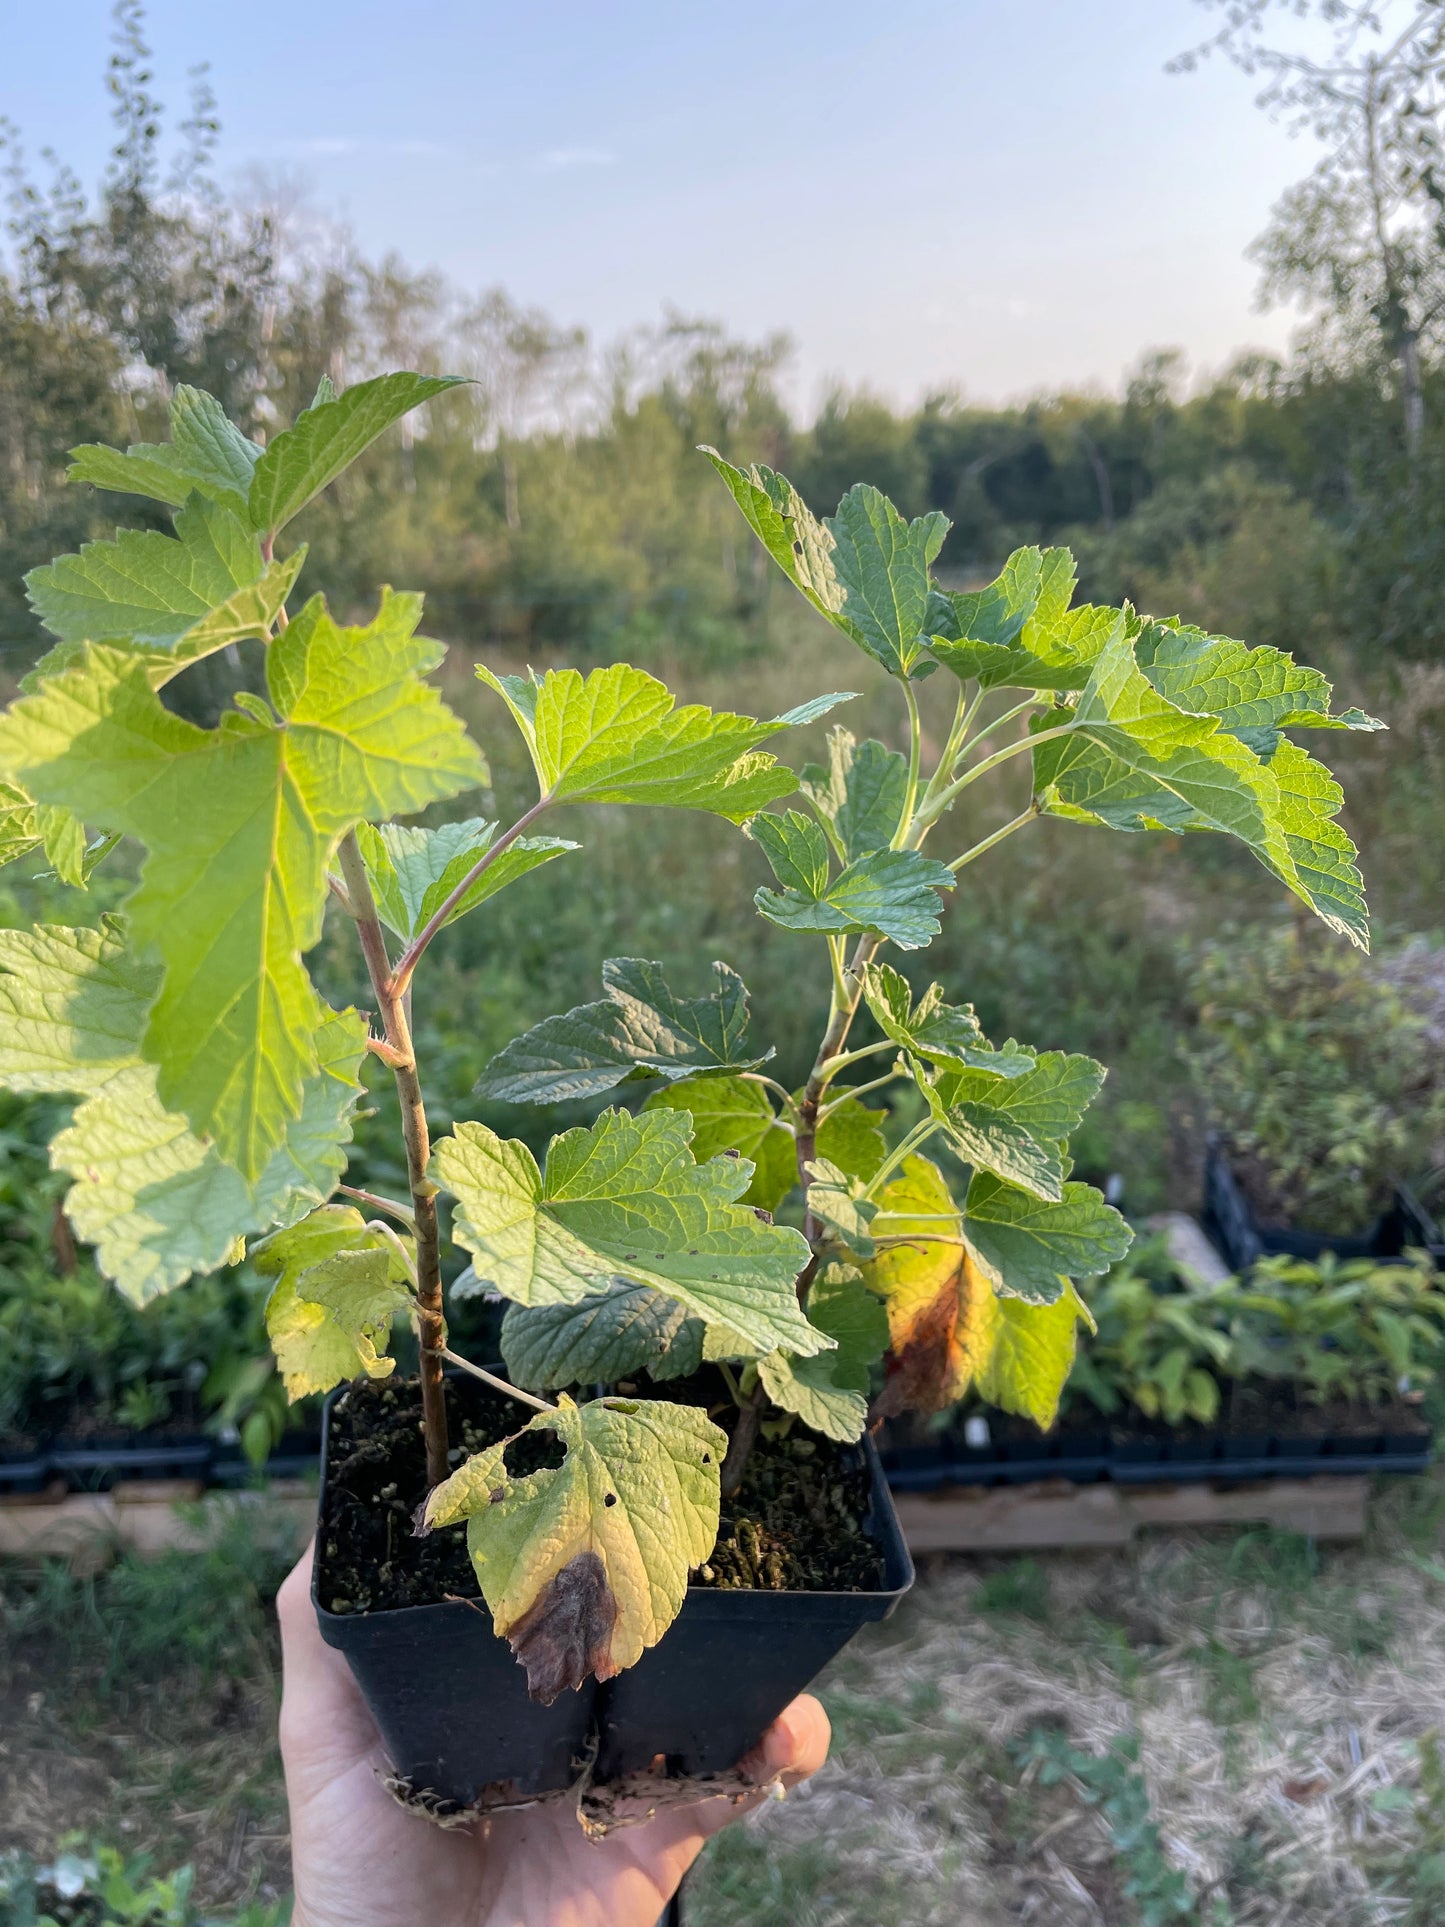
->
276;1541;380;1776
744;1692;832;1791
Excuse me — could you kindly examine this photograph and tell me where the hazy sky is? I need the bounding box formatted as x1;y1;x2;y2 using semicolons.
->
0;0;1323;411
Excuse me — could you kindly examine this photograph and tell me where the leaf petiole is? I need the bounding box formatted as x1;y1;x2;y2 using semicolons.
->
390;793;556;995
339;1183;417;1230
439;1347;558;1414
948;803;1039;874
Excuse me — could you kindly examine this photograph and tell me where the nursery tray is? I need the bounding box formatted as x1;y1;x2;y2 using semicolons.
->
879;1424;1432;1493
48;1432;214;1492
0;1445;51;1497
1203;1141;1443;1272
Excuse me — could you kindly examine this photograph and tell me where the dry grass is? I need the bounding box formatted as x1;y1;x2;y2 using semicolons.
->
6;1478;1445;1923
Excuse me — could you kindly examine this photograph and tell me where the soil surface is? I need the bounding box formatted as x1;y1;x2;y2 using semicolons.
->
318;1372;886;1616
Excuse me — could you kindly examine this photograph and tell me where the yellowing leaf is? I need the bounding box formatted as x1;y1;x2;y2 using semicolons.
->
255;1203;415;1398
0;590;486;1176
423;1394;725;1699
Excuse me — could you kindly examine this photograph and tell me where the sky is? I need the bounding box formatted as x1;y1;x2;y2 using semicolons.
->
0;0;1326;413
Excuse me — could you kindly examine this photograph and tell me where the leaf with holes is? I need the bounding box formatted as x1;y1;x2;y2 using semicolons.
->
478;957;770;1105
422;1394;725;1698
431;1107;824;1357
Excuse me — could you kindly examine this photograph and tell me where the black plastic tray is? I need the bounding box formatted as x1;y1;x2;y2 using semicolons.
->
48;1433;213;1492
0;1444;51;1496
1203;1141;1443;1273
879;1423;1432;1492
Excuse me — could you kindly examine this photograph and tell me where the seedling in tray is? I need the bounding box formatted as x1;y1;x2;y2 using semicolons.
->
0;374;1379;1777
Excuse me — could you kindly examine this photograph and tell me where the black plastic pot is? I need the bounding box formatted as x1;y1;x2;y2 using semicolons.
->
596;1435;913;1779
1203;1142;1443;1272
313;1392;913;1803
312;1388;595;1805
49;1430;212;1492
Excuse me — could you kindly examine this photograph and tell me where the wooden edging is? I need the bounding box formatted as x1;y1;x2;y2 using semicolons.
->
0;1471;1370;1565
892;1474;1370;1554
0;1480;315;1562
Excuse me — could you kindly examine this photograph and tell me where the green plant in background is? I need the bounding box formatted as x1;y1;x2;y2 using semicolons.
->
1068;1233;1233;1425
1185;921;1445;1236
0;373;1377;1699
0;1839;288;1927
1013;1728;1214;1926
1230;1251;1445;1409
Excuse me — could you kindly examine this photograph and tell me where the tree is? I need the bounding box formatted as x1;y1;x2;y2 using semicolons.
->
1177;1;1445;453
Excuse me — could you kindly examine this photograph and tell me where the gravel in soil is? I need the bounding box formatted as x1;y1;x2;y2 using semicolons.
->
317;1373;886;1616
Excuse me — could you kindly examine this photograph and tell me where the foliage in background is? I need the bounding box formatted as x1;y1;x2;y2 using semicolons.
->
1066;1238;1445;1429
1185;922;1445;1234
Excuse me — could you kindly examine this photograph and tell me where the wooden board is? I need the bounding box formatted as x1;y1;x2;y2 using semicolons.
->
0;1481;315;1563
893;1475;1369;1554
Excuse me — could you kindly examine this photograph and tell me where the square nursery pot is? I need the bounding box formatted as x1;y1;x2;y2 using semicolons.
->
312;1387;596;1805
595;1433;913;1780
1203;1141;1441;1273
313;1390;913;1806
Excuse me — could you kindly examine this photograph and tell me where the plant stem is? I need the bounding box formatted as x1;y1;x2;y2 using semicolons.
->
948;802;1038;874
892;676;923;847
390;795;554;995
739;1071;802;1120
337;829;452;1488
861;1117;942;1201
915;720;1076;828
956;697;1038;765
816;1065;904;1118
720;1381;766;1499
815;1037;895;1086
339;1183;418;1228
439;1348;557;1414
794;932;881;1238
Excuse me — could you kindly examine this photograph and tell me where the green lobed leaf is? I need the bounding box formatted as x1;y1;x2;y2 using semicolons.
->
1261;737;1370;949
754;840;954;950
814;1093;890;1183
962;1169;1132;1304
0;923;366;1301
500;1284;704;1390
0;781;39;870
800;727;909;863
750;810;831;896
355;817;578;942
925;547;1117;691
804;1156;878;1257
1031;624;1368;947
255;1204;415;1398
702;450;949;678
860;962;1031;1074
248;372;466;534
431;1107;825;1358
642;1074;798;1213
477;660;849;822
0;590;486;1176
478;957;770;1105
25;496;266;646
922;1049;1107;1201
1133;620;1385;756
423;1393;725;1697
69;385;264;520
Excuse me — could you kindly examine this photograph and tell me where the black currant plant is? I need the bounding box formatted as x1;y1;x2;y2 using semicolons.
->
0;375;1381;1700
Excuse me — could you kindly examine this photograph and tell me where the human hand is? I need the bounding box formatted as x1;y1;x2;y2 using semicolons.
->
277;1543;830;1927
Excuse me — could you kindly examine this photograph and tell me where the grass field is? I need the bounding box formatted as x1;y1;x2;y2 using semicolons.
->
7;1473;1445;1925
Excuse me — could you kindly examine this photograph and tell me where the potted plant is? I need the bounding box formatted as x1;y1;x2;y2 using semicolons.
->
0;375;1378;1807
1186;922;1445;1267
